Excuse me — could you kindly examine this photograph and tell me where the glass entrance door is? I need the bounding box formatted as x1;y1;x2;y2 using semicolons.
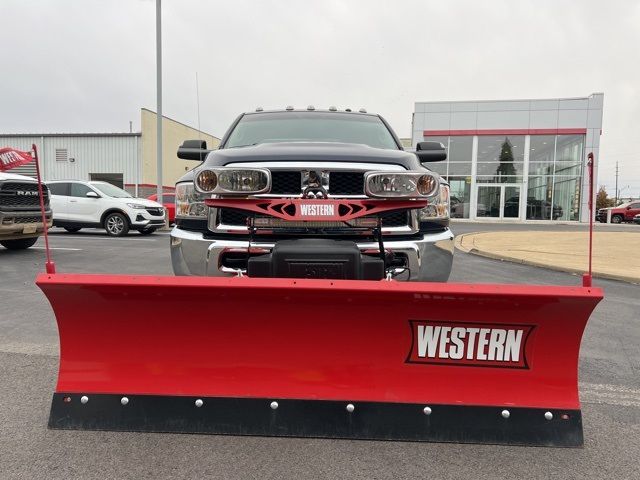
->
476;185;521;219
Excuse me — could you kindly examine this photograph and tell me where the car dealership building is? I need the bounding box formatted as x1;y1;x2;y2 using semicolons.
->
412;93;604;222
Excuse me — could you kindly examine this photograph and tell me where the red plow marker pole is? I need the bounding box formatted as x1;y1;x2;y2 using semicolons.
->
32;143;55;274
583;152;595;287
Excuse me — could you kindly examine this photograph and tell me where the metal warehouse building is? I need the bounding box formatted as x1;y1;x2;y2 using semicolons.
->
0;108;219;197
412;93;604;222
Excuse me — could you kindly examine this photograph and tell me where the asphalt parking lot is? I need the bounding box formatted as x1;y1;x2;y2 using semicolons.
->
1;224;639;479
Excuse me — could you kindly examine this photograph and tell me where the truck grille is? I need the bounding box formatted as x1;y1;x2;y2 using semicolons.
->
270;171;364;196
219;208;408;227
0;182;49;208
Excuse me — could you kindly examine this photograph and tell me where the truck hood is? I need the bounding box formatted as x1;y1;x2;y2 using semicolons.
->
202;142;423;170
0;172;36;182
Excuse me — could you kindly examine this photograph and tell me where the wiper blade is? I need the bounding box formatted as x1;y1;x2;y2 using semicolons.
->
228;143;259;149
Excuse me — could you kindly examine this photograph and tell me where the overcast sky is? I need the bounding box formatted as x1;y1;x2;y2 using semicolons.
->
1;0;638;195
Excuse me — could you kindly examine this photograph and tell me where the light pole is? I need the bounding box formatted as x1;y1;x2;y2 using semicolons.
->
156;0;163;201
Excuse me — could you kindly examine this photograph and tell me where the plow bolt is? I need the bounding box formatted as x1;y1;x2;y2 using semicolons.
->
423;406;432;415
121;397;129;406
80;396;89;404
195;399;203;408
270;401;279;410
501;409;510;419
545;412;553;420
346;404;355;413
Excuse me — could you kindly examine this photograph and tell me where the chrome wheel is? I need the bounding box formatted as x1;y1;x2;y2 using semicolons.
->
105;213;128;236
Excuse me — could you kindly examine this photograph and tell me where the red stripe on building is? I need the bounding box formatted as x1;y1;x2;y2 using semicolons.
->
423;128;587;136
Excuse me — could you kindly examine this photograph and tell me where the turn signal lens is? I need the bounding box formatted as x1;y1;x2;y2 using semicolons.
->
417;175;438;196
195;170;218;193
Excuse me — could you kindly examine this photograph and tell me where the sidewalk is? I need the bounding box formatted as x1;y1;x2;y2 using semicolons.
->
456;231;640;283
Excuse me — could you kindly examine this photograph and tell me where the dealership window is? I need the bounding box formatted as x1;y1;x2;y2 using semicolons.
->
449;177;472;219
424;135;473;218
526;135;584;221
477;136;524;185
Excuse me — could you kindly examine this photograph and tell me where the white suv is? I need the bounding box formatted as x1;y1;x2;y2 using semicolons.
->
48;181;166;236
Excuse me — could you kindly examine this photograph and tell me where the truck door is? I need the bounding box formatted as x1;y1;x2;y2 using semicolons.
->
626;202;640;221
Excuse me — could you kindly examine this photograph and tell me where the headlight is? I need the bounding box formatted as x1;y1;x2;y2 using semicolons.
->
126;203;147;209
419;184;450;220
175;181;207;218
194;167;270;195
365;172;439;198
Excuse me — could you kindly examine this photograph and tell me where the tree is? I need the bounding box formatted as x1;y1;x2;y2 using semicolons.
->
596;186;615;210
495;137;516;182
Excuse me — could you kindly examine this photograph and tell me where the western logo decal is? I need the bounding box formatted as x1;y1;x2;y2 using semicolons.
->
406;321;534;369
299;204;335;216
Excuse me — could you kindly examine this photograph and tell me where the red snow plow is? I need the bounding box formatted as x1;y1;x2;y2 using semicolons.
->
36;155;603;447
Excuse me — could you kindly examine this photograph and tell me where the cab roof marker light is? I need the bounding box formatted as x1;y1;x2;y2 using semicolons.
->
255;107;263;112
329;106;337;111
307;105;315;111
286;106;294;111
359;108;367;113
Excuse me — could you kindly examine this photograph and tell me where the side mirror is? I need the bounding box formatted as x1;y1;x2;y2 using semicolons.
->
177;139;211;161
415;141;447;162
86;191;99;198
626;206;631;210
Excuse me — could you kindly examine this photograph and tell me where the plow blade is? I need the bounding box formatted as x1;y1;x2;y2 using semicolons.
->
37;273;602;446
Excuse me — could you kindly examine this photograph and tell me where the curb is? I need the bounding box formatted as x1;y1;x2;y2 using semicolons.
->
455;233;640;285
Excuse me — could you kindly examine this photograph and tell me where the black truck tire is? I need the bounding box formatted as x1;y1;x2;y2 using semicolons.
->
1;237;39;250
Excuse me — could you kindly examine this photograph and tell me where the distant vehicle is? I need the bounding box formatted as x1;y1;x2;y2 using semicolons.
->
147;193;175;224
0;172;52;249
633;213;640;225
597;202;640;224
48;180;165;236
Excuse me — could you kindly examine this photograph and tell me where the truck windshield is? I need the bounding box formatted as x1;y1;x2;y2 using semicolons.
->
225;112;399;150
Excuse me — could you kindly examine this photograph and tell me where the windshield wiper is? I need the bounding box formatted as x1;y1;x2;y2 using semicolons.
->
228;143;259;149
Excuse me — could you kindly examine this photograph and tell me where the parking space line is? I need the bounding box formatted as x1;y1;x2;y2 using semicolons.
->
31;246;82;251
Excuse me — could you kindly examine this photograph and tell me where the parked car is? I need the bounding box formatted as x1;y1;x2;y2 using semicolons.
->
0;172;52;249
48;180;165;236
597;202;640;224
633;214;640;225
170;108;453;282
147;193;175;224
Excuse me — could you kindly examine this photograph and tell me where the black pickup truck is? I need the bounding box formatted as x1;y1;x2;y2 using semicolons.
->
170;108;453;282
0;172;51;250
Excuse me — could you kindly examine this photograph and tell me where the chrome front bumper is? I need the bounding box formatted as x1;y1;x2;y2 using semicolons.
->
170;227;454;282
